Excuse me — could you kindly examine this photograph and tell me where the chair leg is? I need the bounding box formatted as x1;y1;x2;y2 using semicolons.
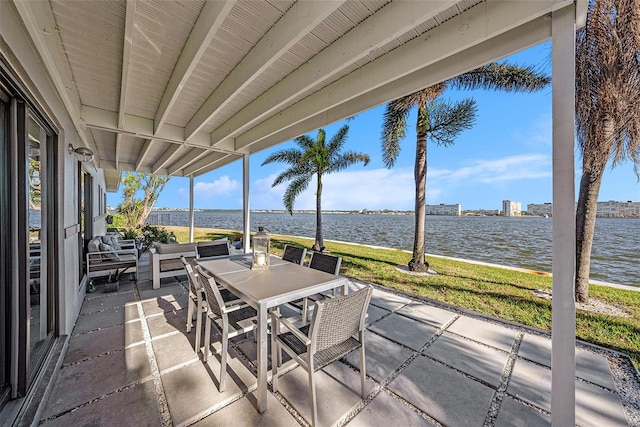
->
302;298;309;325
203;315;211;362
309;367;318;427
186;296;194;333
195;300;204;353
219;330;229;392
359;344;366;398
271;335;279;393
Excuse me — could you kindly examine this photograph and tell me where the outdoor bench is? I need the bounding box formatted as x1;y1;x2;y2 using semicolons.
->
86;236;138;281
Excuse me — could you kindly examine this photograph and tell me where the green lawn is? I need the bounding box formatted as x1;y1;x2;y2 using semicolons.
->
165;226;640;369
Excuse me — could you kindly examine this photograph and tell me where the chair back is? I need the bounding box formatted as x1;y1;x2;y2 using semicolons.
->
282;245;306;265
309;252;341;275
196;241;230;258
181;256;199;296
309;286;372;353
195;265;225;317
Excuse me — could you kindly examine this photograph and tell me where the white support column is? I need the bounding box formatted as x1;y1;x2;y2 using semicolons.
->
551;4;576;426
189;175;195;242
243;154;250;253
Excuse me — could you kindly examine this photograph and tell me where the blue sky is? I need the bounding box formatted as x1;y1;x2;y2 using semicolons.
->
107;41;640;212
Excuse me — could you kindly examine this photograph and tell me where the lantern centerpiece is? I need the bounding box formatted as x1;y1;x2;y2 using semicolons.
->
252;227;270;270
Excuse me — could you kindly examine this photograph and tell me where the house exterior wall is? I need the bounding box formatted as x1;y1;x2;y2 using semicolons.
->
1;0;102;336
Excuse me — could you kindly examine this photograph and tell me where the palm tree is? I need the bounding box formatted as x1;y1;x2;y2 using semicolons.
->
262;125;370;252
575;0;640;303
382;63;550;272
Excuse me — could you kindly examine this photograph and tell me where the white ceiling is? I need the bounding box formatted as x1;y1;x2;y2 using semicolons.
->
13;0;585;191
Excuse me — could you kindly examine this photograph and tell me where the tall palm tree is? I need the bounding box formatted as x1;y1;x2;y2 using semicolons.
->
382;63;551;272
262;125;370;252
575;0;640;303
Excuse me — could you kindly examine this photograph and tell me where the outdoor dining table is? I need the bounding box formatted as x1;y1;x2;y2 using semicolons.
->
196;253;349;413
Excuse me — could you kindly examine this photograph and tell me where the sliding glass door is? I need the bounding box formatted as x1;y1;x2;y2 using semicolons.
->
0;82;11;409
0;68;58;402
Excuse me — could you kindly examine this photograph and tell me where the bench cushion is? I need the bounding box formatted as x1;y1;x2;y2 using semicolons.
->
155;242;197;254
99;242;121;261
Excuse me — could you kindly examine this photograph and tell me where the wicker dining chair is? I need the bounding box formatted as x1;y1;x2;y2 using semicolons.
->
298;252;342;324
281;244;307;265
182;257;243;355
182;257;207;353
195;264;257;392
271;285;372;427
196;241;230;258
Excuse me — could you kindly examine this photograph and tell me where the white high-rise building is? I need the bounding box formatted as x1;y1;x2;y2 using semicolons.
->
502;200;522;216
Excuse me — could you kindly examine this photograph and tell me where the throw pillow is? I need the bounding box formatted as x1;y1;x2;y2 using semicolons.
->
102;235;122;250
99;242;121;261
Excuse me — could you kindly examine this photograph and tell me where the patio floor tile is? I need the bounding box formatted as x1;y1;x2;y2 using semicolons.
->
446;315;518;352
369;289;411;312
72;306;129;335
507;358;628;427
41;381;162;427
80;291;138;315
368;313;438;351
387;355;495;426
275;362;370;427
366;304;390;326
348;389;435;426
343;330;413;382
146;308;189;338
494;396;550;427
64;320;144;364
152;332;200;372
424;332;509;387
191;393;299;427
42;344;152;418
161;359;254;426
518;333;616;389
140;293;189;316
139;283;185;300
396;302;456;328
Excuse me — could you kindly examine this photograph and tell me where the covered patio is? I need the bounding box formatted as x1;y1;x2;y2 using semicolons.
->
0;0;599;424
38;254;635;426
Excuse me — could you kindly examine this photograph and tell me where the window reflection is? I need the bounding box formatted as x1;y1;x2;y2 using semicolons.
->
27;117;48;359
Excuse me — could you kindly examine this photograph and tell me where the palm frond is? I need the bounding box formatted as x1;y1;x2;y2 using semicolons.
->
283;175;312;214
261;148;304;166
448;62;550;93
325;152;371;174
381;99;410;168
425;98;477;147
327;125;350;156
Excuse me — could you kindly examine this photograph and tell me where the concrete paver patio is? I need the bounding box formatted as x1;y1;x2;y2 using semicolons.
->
36;255;639;426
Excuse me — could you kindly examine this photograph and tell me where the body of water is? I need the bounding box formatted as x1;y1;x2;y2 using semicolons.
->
148;211;640;288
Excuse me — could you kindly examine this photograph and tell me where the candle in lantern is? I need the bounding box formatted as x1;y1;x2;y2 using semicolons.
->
255;253;266;266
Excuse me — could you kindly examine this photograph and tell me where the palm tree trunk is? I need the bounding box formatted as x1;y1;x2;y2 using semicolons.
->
575;164;605;302
576;116;615;303
314;174;324;252
409;131;428;272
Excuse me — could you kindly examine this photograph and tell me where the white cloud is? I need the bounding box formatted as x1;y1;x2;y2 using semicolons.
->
251;168;416;211
177;175;240;200
249;154;549;210
432;154;551;184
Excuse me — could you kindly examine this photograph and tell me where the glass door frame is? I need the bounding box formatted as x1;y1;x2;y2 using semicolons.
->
1;64;59;399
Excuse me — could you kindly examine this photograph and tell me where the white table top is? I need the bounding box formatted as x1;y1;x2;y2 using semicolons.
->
196;254;346;309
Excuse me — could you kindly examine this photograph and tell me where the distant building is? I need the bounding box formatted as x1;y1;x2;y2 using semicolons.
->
597;200;640;217
525;200;640;218
527;202;553;217
502;200;522;216
426;203;461;216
